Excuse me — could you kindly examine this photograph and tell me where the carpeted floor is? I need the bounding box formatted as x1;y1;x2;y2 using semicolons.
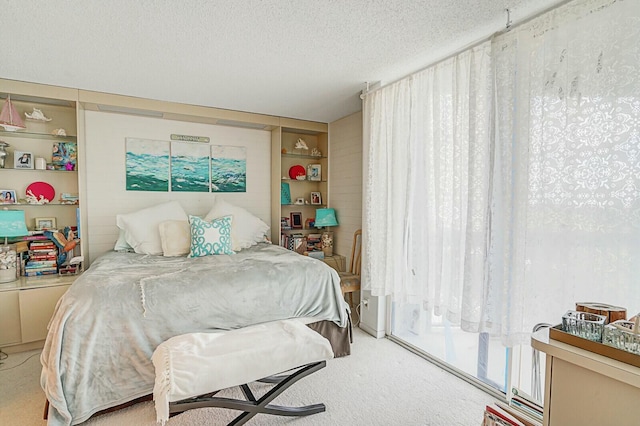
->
0;328;495;425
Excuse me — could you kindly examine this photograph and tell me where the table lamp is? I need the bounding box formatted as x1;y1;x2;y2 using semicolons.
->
315;208;338;256
0;209;29;283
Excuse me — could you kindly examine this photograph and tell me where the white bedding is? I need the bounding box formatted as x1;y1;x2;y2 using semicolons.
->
40;243;349;425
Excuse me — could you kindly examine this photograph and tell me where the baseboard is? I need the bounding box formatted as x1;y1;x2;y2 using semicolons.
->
1;340;44;354
358;322;385;339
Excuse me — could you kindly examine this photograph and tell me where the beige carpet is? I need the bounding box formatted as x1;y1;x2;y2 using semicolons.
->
0;328;495;425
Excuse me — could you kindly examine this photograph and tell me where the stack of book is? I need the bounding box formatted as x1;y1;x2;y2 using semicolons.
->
280;233;306;253
306;233;322;252
59;193;79;204
483;389;543;426
24;240;58;276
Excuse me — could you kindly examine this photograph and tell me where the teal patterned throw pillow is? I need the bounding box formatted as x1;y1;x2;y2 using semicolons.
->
188;215;234;257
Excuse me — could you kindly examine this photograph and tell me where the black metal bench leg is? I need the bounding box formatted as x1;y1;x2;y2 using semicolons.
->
169;361;327;426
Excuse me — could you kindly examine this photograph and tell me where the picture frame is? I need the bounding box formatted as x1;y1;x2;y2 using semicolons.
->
14;151;34;169
290;212;303;229
35;217;57;231
294;197;305;205
310;191;322;205
281;216;291;230
307;164;321;181
0;189;16;204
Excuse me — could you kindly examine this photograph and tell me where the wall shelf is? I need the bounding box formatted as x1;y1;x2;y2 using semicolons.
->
281;153;327;159
0;130;77;142
0;169;77;173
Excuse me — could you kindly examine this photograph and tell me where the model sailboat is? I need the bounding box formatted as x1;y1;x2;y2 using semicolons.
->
0;95;26;131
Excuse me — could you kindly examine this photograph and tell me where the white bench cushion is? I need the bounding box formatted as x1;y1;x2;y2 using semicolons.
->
152;319;334;424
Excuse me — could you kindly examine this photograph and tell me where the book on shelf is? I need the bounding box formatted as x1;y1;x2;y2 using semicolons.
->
508;399;542;422
24;263;58;271
28;254;57;261
29;250;57;257
24;269;58;277
495;401;542;426
484;411;512;426
30;240;55;246
484;404;526;426
25;260;57;268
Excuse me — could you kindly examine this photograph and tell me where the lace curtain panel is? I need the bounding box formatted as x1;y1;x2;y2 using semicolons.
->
363;0;640;345
489;0;640;345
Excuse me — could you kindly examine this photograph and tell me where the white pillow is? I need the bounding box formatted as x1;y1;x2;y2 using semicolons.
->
159;220;190;257
204;198;269;251
114;229;134;252
116;201;188;255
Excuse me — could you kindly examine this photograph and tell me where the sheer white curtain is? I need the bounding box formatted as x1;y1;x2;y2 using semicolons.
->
489;0;640;345
363;42;494;324
363;0;640;345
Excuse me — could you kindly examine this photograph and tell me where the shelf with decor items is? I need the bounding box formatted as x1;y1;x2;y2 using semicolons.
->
0;79;83;353
0;82;81;243
271;120;328;251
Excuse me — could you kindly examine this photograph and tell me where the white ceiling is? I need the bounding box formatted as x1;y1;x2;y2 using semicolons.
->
0;0;566;123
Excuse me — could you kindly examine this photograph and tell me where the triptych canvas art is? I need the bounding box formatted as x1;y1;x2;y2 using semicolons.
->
125;138;247;193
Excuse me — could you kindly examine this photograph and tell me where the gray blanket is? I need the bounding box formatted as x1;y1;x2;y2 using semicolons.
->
40;243;349;425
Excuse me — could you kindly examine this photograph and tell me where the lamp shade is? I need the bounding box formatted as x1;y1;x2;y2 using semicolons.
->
315;208;338;227
0;209;29;238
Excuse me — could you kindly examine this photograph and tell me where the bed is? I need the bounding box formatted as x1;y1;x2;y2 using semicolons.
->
40;200;351;426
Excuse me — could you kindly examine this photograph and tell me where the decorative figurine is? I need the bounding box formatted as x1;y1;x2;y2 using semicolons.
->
25;107;52;122
0;95;26;131
295;138;309;150
44;227;80;266
25;189;50;205
52;128;67;136
311;148;322;157
0;141;9;168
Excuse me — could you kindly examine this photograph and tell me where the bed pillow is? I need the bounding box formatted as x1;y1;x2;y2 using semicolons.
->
114;229;134;252
188;215;234;257
159;220;190;257
204;198;270;251
116;201;188;255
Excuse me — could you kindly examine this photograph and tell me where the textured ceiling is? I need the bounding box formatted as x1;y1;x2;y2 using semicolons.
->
0;0;566;123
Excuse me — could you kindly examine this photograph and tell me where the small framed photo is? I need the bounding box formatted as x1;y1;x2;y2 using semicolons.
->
14;151;34;169
281;216;291;230
310;191;322;205
307;164;321;181
290;212;303;229
35;217;57;231
0;189;16;204
294;197;305;205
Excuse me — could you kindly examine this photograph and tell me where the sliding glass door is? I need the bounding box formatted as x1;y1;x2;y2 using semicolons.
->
390;301;509;394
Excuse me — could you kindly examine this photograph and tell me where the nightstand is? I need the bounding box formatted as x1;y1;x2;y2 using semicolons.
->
322;254;345;272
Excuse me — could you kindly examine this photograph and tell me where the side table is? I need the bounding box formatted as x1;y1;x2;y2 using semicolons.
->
322;254;345;272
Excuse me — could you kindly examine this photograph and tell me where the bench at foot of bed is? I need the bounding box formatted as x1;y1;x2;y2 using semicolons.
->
151;320;335;425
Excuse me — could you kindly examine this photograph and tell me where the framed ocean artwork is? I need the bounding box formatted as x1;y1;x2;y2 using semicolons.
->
125;138;170;191
210;145;247;192
170;141;210;192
